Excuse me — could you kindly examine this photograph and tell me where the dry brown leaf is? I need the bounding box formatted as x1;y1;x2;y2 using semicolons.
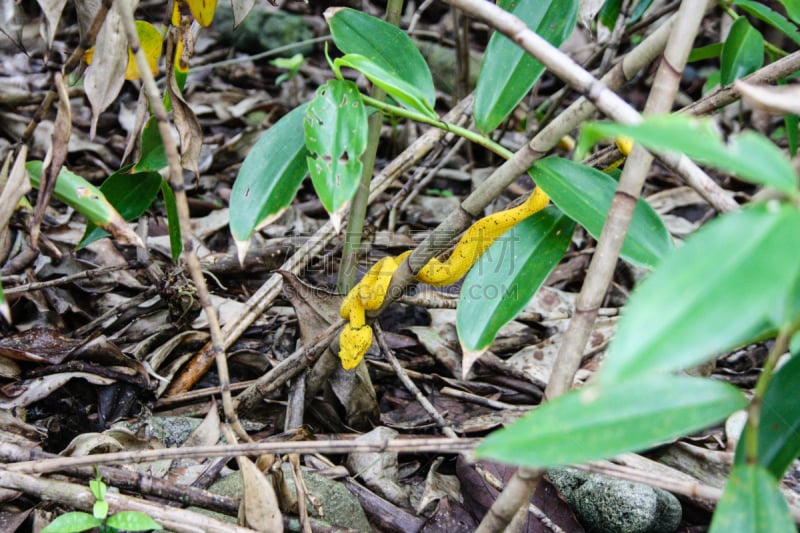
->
238;457;283;532
279;271;379;430
0;372;115;409
84;4;128;138
36;0;68;47
415;457;462;514
735;80;800;116
166;27;202;178
74;0;102;42
32;73;72;248
231;0;256;27
345;426;411;506
182;398;222;448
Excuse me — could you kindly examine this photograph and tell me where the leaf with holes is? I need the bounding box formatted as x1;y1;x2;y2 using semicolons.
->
304;79;368;215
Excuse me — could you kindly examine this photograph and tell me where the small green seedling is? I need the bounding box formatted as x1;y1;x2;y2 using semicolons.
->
271;53;305;85
42;469;162;533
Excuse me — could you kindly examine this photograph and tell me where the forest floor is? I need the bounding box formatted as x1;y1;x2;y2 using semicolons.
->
1;1;798;532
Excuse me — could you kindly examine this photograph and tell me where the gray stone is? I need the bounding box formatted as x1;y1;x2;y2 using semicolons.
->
547;467;682;533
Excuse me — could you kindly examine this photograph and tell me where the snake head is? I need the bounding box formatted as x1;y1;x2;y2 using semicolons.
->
339;324;372;370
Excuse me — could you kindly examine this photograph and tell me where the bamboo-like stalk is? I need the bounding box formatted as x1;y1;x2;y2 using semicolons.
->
337;0;405;294
115;0;248;442
473;1;711;530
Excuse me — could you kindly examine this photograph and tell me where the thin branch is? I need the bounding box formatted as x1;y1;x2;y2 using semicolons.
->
1;438;479;475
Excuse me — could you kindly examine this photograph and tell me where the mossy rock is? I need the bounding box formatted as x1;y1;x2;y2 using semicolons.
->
214;5;314;56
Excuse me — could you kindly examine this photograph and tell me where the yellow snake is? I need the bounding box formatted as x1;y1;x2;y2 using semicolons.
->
337;136;633;369
338;187;551;369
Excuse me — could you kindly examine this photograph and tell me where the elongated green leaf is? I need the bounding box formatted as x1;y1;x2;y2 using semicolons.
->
457;207;575;350
738;353;800;478
579;115;798;197
629;0;655;24
230;103;309;243
26;161;143;248
134;117;167;172
721;17;764;85
304;80;368;214
785;110;799;157
709;464;795;533
688;42;723;63
41;512;103;533
734;0;800;46
160;180;182;261
477;375;746;468
326;7;435;109
0;280;8;323
777;0;800;24
79;168;162;248
530;157;673;268
334;54;436;118
602;204;800;383
106;511;163;531
474;0;578;132
598;0;621;30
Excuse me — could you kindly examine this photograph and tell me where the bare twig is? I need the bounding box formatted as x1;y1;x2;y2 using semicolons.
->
374;324;458;438
1;438;479;475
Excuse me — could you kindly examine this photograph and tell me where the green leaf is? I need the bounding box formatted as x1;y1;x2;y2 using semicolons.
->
134;117;167;172
326;7;435;110
477;374;746;468
777;0;800;24
0;280;8;324
230;103;309;243
79;169;162;249
629;0;655;24
721;17;764;85
92;500;108;520
598;0;622;30
579;115;798;197
160;181;182;262
304;79;368;214
602;203;800;383
756;353;800;478
41;512;103;533
734;0;800;46
457;207;575;350
106;511;163;531
530;157;674;269
784;111;799;157
688;42;723;62
334;54;436;118
474;0;578;132
709;464;795;533
26;161;127;232
89;477;106;501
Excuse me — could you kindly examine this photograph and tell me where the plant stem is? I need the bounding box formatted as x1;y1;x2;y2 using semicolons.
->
360;95;514;159
337;0;405;293
742;318;800;464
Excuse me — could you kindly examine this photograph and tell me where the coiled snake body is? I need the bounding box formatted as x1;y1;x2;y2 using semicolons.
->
338;187;550;369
